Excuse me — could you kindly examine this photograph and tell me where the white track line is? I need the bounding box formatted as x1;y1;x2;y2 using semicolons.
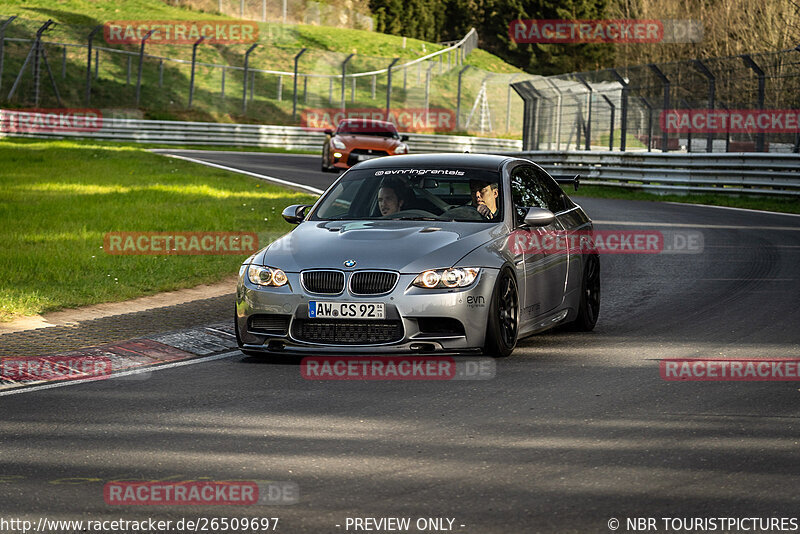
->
0;351;239;397
664;202;800;218
593;220;800;231
150;149;318;158
156;153;324;196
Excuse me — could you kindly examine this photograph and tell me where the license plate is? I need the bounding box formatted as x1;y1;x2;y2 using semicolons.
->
357;154;379;161
309;301;385;320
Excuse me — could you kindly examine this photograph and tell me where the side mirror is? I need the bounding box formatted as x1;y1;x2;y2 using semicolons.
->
400;134;409;142
282;204;311;224
522;207;555;227
324;129;333;136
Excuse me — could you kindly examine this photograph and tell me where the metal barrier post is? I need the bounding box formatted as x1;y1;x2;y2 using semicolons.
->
341;53;354;112
456;65;471;130
575;74;593;150
135;29;155;106
741;54;766;152
649;64;670;152
241;43;258;114
640;97;653;152
610;69;629;151
188;36;206;108
691;59;715;153
601;94;615;151
85;25;101;105
385;57;400;114
292;48;306;121
0;16;17;93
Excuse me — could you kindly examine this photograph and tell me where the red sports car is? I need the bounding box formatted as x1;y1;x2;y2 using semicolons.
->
321;119;409;172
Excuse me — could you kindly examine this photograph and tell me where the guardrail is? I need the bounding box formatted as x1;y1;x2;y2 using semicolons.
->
512;151;800;196
0;116;523;153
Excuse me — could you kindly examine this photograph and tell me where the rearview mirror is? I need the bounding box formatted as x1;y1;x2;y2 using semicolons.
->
523;207;555;227
282;204;311;224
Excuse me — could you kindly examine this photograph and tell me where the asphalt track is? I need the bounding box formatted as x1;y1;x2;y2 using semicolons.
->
1;151;799;533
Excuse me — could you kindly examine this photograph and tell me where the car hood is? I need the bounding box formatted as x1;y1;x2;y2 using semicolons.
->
255;220;506;273
337;134;400;150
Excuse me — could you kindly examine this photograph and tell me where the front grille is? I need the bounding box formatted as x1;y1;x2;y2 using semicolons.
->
292;320;403;344
248;314;291;335
301;270;345;294
347;149;389;166
349;271;398;295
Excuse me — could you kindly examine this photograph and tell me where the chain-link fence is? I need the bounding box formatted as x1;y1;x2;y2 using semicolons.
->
187;0;374;30
512;47;800;153
0;15;517;136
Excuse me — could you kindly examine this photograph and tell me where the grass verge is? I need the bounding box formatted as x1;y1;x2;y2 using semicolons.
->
0;139;316;322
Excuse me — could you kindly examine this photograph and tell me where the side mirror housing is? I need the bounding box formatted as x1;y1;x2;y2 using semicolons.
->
324;128;333;136
282;204;311;224
400;134;409;142
522;207;555;227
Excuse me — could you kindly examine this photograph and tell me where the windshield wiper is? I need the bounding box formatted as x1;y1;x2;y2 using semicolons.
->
392;216;442;221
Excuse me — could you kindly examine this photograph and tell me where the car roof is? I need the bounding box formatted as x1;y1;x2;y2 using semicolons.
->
337;119;397;129
353;153;515;171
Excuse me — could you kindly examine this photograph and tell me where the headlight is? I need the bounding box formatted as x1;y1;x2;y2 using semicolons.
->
394;143;408;154
247;265;288;287
331;137;346;149
412;268;479;289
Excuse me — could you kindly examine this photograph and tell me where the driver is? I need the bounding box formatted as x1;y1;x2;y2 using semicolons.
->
469;179;500;220
377;176;412;216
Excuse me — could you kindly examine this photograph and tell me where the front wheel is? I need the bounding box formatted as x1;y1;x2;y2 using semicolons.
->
483;268;519;357
565;253;600;331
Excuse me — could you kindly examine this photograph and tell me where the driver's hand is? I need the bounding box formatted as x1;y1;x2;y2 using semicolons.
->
476;204;491;217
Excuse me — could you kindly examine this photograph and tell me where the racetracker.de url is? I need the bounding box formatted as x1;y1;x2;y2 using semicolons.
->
0;517;279;533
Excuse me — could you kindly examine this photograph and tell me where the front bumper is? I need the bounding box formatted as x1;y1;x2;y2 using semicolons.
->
235;269;499;355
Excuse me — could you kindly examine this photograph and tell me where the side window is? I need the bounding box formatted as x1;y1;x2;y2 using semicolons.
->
534;168;568;213
510;165;559;225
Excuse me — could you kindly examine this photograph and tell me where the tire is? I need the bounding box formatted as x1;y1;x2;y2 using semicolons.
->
566;253;600;331
483;268;519;357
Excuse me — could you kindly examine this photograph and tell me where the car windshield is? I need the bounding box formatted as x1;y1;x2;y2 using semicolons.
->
337;121;399;138
310;167;503;223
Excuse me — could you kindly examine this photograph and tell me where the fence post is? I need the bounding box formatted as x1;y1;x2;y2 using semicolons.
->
575;74;593;150
639;97;653;152
61;46;66;78
95;50;99;79
741;54;766;152
188;36;206;108
340;53;354;112
544;79;563;151
371;75;376;99
292;48;306;121
385;57;400;114
649;64;670;152
241;43;258;114
456;65;471;130
0;16;17;94
506;73;521;133
424;62;435;112
221;68;226;99
601;94;615;151
135;29;155;106
159;59;163;87
680;98;692;152
691;59;715;153
610;69;629;151
277;75;283;101
85;25;101;105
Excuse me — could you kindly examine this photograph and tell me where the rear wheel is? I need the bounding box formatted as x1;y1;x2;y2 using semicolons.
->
483;268;519;357
566;253;600;331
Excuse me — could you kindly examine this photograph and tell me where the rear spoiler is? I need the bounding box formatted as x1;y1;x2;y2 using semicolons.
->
552;174;581;191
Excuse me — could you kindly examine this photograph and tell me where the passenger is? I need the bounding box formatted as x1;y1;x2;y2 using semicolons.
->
469;179;500;220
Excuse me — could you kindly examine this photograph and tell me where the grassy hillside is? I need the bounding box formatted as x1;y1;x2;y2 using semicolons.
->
0;1;521;133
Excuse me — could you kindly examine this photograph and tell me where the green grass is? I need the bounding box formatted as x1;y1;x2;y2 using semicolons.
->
573;185;800;215
0;138;316;321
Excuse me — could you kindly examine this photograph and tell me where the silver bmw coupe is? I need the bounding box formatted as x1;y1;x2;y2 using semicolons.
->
235;153;599;357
